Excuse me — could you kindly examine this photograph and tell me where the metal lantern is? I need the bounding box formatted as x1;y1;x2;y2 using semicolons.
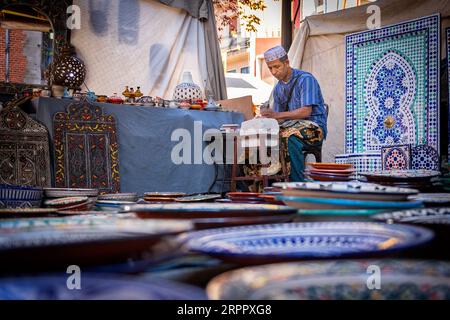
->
52;45;86;89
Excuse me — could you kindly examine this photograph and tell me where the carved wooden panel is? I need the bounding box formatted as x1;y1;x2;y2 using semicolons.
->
0;99;51;187
53;101;120;193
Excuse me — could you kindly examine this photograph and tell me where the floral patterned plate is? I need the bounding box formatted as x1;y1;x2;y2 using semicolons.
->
184;222;433;264
207;259;450;300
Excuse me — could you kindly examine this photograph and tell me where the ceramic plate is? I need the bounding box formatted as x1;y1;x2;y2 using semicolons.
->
360;170;441;181
307;174;352;182
123;203;297;219
0;217;193;269
43;188;99;198
0;208;58;218
44;196;88;207
372;207;450;223
306;163;353;170
274;182;418;201
206;259;450;300
408;193;450;205
174;194;222;202
277;196;423;210
144;192;186;198
98;193;138;201
184;222;433;264
0;274;206;300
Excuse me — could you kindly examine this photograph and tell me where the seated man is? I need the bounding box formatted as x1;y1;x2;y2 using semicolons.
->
261;45;327;181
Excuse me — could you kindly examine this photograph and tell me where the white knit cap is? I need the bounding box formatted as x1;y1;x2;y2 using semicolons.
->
263;45;287;62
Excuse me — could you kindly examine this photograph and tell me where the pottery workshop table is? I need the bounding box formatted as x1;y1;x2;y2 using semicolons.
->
35;97;245;195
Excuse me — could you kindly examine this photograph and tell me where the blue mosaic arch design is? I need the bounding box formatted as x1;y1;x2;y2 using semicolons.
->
345;14;440;155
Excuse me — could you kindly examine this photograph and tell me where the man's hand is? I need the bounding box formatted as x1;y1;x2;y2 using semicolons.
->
261;109;279;119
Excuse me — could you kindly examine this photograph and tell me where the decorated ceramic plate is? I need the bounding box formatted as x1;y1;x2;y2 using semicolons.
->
0;274;207;300
144;192;186;198
408;193;450;206
174;194;222;202
360;170;441;181
372;207;450;223
274;182;418;201
0;208;58;218
309;168;355;174
206;259;450;300
192;214;297;230
98;193;138;201
43;188;99;198
307;174;352;182
123;203;297;219
44;196;88;207
306;163;353;170
277;196;423;210
183;222;433;264
0;217;193;269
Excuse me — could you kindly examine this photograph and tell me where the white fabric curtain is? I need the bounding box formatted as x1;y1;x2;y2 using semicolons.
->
289;0;450;162
71;0;209;100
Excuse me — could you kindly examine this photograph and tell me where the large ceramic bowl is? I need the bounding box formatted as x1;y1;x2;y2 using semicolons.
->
207;259;450;300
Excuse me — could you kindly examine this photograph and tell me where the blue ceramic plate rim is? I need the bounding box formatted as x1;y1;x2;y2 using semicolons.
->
277;196;423;208
185;222;434;260
297;209;387;216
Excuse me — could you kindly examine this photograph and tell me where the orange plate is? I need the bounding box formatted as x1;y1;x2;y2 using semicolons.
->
309;168;355;174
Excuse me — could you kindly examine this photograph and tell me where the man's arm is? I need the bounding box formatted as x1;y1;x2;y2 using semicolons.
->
261;106;312;121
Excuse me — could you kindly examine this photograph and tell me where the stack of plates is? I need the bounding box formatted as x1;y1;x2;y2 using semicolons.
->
206;259;450;300
273;182;422;219
305;163;355;181
143;192;186;203
0;184;43;208
360;170;441;191
44;196;95;211
98;193;138;202
122;203;297;229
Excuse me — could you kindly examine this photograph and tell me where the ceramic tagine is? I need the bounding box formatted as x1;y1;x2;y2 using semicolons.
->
173;71;203;102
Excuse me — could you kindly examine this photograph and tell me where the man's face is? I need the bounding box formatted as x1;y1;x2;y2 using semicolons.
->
266;58;290;81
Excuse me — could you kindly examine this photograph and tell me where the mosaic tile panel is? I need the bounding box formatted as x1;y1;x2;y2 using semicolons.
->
345;14;440;154
335;153;382;175
381;145;411;171
411;145;440;171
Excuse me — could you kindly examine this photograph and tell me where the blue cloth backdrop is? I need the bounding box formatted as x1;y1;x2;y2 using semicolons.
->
35;98;244;195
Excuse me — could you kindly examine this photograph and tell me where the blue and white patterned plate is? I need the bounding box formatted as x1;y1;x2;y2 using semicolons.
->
372;207;450;224
277;196;423;210
0;274;206;300
184;222;433;263
207;259;450;300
